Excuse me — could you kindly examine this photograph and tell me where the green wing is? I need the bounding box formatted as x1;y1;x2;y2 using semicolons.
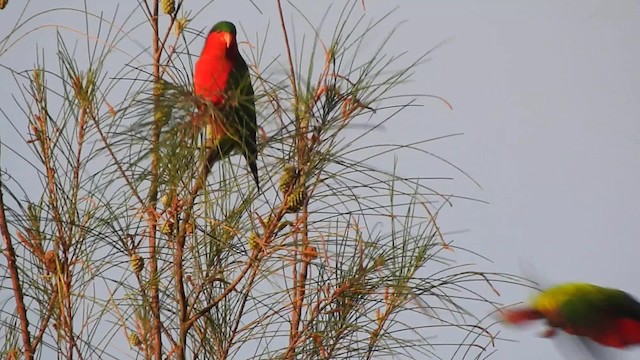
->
556;285;640;331
229;53;259;189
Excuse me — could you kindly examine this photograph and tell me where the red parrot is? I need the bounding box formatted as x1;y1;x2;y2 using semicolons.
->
193;21;258;192
501;282;640;349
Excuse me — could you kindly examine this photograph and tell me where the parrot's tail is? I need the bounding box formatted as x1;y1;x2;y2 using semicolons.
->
248;159;259;192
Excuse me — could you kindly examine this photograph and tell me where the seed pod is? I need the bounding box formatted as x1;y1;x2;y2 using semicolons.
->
130;254;144;274
128;332;142;347
153;81;171;125
161;0;174;15
285;186;306;213
279;165;297;193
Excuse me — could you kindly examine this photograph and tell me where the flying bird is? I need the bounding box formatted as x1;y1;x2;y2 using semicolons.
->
501;282;640;349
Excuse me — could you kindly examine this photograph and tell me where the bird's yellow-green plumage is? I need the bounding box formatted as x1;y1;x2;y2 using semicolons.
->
533;283;609;314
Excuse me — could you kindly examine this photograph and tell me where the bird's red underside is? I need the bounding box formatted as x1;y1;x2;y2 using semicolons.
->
564;318;640;348
503;309;640;349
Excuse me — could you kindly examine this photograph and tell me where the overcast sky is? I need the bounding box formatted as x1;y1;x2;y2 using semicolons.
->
391;2;640;359
1;1;640;359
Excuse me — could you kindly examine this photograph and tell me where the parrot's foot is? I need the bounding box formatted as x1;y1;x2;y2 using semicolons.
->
540;328;556;338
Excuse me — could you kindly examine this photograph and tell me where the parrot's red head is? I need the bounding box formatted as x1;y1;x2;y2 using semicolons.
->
206;21;238;51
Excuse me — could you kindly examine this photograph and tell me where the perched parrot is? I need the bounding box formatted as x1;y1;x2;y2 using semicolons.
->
501;282;640;349
193;20;258;192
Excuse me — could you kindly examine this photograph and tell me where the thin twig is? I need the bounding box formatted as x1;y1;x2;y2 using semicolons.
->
275;0;298;108
174;207;189;360
148;0;163;358
0;188;33;358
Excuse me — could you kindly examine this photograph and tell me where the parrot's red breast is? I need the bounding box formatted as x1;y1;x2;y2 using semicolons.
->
194;31;235;106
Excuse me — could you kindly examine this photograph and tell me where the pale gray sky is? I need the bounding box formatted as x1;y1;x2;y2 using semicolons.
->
394;2;640;359
1;1;639;359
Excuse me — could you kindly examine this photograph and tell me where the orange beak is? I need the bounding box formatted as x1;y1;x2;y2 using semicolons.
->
220;32;233;48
